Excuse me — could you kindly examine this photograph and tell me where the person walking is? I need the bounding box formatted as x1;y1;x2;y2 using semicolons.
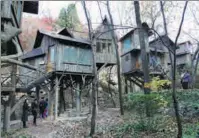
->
181;70;191;89
21;99;29;128
31;99;38;126
43;98;48;118
39;97;45;119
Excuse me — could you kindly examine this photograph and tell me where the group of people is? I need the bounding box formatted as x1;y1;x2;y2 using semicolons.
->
21;97;48;128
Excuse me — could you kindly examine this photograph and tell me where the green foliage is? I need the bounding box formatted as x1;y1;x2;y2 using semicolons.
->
57;4;81;30
149;77;171;91
183;123;199;138
124;93;168;116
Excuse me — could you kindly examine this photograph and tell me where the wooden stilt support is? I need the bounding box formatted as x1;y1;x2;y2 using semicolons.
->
3;65;17;131
54;76;59;120
76;83;81;116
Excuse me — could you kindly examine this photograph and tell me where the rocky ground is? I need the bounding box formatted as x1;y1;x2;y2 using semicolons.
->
6;108;123;138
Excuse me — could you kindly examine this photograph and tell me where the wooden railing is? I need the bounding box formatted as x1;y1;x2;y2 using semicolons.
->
96;53;116;64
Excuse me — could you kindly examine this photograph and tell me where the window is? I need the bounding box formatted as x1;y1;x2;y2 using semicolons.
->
108;43;112;53
50;47;55;62
102;42;106;53
63;47;77;63
96;42;101;53
125;55;129;61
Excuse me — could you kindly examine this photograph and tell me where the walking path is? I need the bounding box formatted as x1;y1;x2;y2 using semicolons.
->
8;108;123;138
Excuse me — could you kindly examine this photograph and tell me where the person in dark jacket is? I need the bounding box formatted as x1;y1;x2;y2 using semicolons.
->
39;97;45;119
31;99;38;126
181;70;191;89
21;99;29;128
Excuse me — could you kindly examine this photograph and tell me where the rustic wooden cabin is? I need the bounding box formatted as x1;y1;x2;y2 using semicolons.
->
119;29;171;87
20;28;93;80
93;17;117;70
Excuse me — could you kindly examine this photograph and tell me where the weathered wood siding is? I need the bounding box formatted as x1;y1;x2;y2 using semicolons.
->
176;54;191;65
176;42;192;55
121;52;141;74
46;37;93;74
95;39;116;64
121;30;149;55
96;53;116;64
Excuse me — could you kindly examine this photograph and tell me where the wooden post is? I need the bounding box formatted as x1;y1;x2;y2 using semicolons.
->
3;104;11;131
54;76;59;120
125;79;128;94
76;83;81;116
4;64;16;131
89;83;92;113
36;86;40;105
130;81;133;93
71;87;74;108
48;80;54;120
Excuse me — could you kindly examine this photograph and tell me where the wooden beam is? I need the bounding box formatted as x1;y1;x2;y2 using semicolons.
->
2;87;15;92
97;62;108;73
10;95;26;115
76;83;81;116
1;57;39;71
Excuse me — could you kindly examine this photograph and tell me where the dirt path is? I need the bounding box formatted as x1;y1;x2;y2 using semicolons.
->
8;108;123;138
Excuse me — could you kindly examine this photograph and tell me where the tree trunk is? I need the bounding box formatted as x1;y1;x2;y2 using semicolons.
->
108;66;113;94
54;76;59;120
160;1;173;78
194;52;199;88
191;44;199;88
173;2;188;138
134;1;150;94
82;1;97;136
107;0;124;115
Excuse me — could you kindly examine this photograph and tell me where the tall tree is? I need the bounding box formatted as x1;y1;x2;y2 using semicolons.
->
172;1;188;138
107;1;124;115
57;4;81;30
82;1;97;136
160;1;173;79
134;1;150;94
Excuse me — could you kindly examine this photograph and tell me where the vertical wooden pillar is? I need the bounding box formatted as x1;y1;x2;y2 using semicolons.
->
3;104;11;131
48;82;53;119
4;65;16;131
89;83;92;113
125;78;128;94
76;83;81;115
130;81;133;93
54;76;59;120
36;86;40;104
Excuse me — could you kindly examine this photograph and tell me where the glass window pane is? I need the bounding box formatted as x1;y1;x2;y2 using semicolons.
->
50;47;55;62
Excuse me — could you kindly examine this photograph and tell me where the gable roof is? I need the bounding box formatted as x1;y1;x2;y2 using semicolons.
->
149;35;174;53
119;29;137;42
56;28;74;38
33;29;91;49
94;16;113;39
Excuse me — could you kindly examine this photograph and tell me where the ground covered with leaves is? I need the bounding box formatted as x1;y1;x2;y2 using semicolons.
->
96;90;199;138
4;90;199;138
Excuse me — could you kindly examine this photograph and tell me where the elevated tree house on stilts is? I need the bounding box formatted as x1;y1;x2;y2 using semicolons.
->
20;28;94;119
119;28;171;89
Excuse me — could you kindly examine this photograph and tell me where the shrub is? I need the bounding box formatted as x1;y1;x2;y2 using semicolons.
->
149;77;171;91
124;93;168;117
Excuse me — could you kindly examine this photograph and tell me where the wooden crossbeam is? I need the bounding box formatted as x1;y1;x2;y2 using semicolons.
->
2;87;15;92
